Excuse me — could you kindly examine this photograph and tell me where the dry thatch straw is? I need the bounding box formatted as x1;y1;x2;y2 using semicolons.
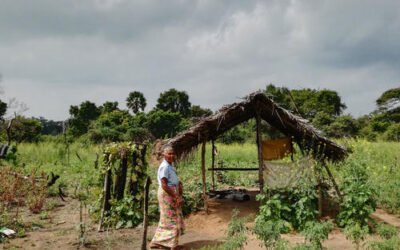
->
167;91;348;162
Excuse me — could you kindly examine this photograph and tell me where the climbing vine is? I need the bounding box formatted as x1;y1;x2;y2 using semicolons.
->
98;142;148;230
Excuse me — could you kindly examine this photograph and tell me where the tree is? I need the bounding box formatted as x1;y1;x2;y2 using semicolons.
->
377;87;400;112
68;101;101;137
101;101;119;113
265;84;291;110
8;116;42;143
326;115;358;138
38;117;63;135
156;88;191;117
190;105;212;118
0;99;6;119
265;84;346;120
88;110;130;143
145;109;185;138
376;87;400;124
126;91;146;114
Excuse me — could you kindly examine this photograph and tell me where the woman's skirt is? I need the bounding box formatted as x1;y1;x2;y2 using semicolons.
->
151;186;185;248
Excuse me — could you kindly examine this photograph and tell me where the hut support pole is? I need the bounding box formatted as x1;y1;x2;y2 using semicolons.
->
256;113;264;192
201;141;208;213
323;161;342;202
211;140;216;191
317;174;323;218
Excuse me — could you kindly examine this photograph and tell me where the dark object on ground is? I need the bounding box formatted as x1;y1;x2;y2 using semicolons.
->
207;188;250;201
47;172;60;187
0;144;9;158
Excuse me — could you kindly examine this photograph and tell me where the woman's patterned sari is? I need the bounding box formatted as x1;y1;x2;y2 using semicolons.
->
151;187;185;248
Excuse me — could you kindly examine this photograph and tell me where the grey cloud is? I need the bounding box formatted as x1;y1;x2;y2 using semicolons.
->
0;0;399;120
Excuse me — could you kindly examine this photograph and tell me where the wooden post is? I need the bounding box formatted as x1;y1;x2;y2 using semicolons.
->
98;166;112;231
211;140;216;191
114;151;128;201
317;174;323;218
201;141;208;213
141;177;151;250
256;114;264;192
322;161;342;202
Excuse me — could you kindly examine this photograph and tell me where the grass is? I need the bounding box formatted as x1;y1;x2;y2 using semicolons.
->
5;139;400;216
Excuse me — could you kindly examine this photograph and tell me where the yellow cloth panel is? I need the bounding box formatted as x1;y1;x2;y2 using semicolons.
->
262;138;292;160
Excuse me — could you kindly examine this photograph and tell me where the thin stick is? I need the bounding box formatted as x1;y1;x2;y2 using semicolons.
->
141;177;151;250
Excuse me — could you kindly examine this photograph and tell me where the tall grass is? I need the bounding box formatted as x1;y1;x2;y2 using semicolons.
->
10;139;400;213
334;139;400;213
15;141;102;196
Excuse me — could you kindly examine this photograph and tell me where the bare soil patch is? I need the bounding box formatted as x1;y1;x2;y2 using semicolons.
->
2;191;400;249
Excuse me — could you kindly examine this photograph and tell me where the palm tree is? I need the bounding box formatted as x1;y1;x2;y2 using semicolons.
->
126;91;146;114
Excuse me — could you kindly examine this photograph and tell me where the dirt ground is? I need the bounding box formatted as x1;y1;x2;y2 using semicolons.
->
2;190;400;250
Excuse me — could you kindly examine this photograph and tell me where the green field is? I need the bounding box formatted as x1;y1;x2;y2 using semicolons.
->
10;139;400;214
2;139;400;248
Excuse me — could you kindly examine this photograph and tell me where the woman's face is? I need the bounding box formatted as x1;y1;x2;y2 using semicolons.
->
164;149;175;164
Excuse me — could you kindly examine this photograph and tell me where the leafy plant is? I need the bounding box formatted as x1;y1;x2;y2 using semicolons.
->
337;160;376;228
108;197;143;229
344;223;369;250
300;220;333;249
223;209;248;250
254;219;289;249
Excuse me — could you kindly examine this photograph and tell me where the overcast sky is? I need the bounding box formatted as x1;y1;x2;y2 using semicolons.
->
1;0;399;120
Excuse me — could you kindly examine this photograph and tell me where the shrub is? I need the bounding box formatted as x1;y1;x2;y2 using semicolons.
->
344;223;369;250
337;160;376;228
300;220;334;249
108;197;143;229
383;123;400;141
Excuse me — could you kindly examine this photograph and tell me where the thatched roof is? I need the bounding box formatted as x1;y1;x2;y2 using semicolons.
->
167;91;348;162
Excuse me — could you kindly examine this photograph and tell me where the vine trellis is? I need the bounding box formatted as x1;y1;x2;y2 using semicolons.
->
98;142;148;231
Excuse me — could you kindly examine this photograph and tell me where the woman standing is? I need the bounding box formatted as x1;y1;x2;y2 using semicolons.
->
150;145;185;250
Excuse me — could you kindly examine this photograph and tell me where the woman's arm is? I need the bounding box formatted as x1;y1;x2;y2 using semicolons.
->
161;177;177;198
161;178;184;207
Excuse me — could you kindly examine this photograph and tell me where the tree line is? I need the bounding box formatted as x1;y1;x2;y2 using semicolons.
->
0;85;399;144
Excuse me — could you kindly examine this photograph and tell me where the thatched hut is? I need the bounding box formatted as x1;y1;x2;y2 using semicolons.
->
166;91;348;213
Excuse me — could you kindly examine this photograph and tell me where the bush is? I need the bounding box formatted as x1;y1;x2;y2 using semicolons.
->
300;220;334;249
383;123;400;141
254;218;289;249
337;160;376;228
108;197;143;229
344;223;369;250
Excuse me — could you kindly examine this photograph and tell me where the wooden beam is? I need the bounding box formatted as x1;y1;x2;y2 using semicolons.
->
208;168;259;171
256;113;264;192
211;140;216;191
201;141;208;213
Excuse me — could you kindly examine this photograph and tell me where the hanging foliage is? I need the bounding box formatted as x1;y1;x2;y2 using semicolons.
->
98;142;148;230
